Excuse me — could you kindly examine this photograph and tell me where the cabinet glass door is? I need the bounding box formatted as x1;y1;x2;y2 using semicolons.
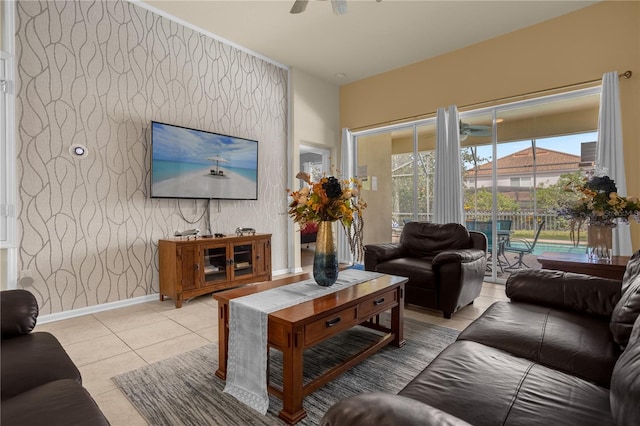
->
233;243;254;278
202;246;227;285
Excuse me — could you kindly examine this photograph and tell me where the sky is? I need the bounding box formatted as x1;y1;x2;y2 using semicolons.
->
152;122;258;169
473;131;598;162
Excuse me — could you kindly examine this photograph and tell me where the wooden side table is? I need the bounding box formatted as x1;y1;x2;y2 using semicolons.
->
537;252;629;281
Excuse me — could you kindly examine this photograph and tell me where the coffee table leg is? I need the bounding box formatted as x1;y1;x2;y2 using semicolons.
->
215;302;229;380
391;285;406;347
278;330;306;424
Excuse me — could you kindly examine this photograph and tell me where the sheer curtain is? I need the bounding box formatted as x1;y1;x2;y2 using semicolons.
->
433;105;464;224
338;128;354;263
596;71;632;256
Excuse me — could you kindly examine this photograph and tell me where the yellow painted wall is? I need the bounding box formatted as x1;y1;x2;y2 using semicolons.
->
340;1;640;249
358;133;392;245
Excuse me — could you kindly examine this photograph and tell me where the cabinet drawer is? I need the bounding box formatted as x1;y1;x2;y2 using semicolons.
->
305;306;358;346
359;289;397;319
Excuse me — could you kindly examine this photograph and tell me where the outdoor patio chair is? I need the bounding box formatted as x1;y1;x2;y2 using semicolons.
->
474;221;508;274
504;220;546;270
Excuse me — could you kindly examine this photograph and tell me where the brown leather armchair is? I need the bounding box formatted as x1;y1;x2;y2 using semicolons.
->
364;222;487;318
1;290;110;425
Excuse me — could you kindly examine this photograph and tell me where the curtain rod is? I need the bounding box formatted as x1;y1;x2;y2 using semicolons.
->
350;70;633;132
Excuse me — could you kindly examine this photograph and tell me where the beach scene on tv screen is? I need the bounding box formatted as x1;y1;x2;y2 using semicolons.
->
151;122;258;199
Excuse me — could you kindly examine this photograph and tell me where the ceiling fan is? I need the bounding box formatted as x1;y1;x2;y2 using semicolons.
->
460;122;492;138
290;0;348;15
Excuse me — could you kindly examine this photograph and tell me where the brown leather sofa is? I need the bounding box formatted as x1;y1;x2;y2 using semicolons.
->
364;222;487;318
1;289;110;426
322;251;640;426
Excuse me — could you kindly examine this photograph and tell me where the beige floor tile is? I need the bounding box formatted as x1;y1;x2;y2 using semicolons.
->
166;308;218;332
93;389;148;426
47;319;114;346
196;325;219;343
93;303;155;321
473;295;502;309
97;309;168;333
160;298;216;317
116;318;191;350
135;333;210;364
143;298;180;312
480;286;507;298
79;351;148;396
35;314;100;333
65;334;131;367
454;304;486;321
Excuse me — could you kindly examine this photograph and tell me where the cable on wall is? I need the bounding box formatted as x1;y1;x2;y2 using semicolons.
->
177;199;209;225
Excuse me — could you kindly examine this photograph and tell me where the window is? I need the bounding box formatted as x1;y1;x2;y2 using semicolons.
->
1;0;16;248
510;177;532;187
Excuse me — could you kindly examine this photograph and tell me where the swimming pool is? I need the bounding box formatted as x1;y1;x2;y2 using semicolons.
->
507;241;586;256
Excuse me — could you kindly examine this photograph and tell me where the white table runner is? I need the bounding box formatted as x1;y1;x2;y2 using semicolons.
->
223;269;384;414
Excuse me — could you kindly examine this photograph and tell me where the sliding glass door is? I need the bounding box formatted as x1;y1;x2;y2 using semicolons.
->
352;87;600;282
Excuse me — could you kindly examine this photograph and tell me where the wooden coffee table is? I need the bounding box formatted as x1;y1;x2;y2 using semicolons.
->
214;273;407;424
537;252;630;281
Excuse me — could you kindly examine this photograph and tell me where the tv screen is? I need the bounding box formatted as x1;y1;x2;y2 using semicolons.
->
151;121;258;200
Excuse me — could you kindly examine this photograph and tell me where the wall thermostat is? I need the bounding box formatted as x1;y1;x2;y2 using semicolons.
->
69;144;88;158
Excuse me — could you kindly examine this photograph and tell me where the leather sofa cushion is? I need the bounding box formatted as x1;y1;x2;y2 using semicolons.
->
1;332;82;400
1;290;39;339
399;340;614;426
610;254;640;349
375;257;436;290
506;269;621;317
401;222;470;257
458;301;619;387
1;379;109;426
321;393;472;426
610;315;640;426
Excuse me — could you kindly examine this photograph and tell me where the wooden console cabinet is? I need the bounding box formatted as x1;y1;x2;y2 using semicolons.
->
158;233;271;308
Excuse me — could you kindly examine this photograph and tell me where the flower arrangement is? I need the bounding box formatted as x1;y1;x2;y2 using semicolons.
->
559;168;640;244
288;172;367;261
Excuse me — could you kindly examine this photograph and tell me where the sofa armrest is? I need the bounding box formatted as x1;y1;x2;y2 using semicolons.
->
432;249;486;266
364;243;406;270
321;393;472;426
1;289;39;339
506;269;622;317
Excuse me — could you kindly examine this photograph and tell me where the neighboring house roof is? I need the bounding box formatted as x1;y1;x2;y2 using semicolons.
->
465;147;582;178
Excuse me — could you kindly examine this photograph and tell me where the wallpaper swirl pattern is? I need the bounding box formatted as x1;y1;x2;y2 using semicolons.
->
15;0;289;314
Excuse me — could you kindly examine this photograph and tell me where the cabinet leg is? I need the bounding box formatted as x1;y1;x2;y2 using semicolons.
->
160;294;165;301
175;299;183;308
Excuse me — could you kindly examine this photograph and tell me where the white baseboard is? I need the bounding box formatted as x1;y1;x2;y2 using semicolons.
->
38;294;158;324
39;269;302;324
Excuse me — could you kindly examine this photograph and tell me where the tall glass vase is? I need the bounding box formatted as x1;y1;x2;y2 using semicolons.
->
587;223;613;262
313;221;339;287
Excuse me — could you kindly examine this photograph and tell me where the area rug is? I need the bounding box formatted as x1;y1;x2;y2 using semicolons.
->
113;316;459;426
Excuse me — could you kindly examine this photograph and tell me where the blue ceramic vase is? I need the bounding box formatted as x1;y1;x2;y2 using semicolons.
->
313;221;339;286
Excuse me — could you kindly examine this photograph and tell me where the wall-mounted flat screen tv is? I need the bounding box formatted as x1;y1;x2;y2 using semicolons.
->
151;121;258;200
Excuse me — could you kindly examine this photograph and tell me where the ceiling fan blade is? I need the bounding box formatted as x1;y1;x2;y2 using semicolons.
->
460;122;492;137
290;0;308;14
331;0;347;15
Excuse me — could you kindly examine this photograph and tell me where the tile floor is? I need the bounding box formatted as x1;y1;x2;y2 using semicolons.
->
35;277;509;425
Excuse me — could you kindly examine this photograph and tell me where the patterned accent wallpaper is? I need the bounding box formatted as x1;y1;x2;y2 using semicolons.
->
15;0;289;314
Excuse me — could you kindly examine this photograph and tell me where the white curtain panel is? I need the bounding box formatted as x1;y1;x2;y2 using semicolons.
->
338;128;354;263
596;71;632;256
433;106;465;224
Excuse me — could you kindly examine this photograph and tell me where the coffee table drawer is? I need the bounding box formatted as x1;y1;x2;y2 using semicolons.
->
359;289;397;319
305;306;358;346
